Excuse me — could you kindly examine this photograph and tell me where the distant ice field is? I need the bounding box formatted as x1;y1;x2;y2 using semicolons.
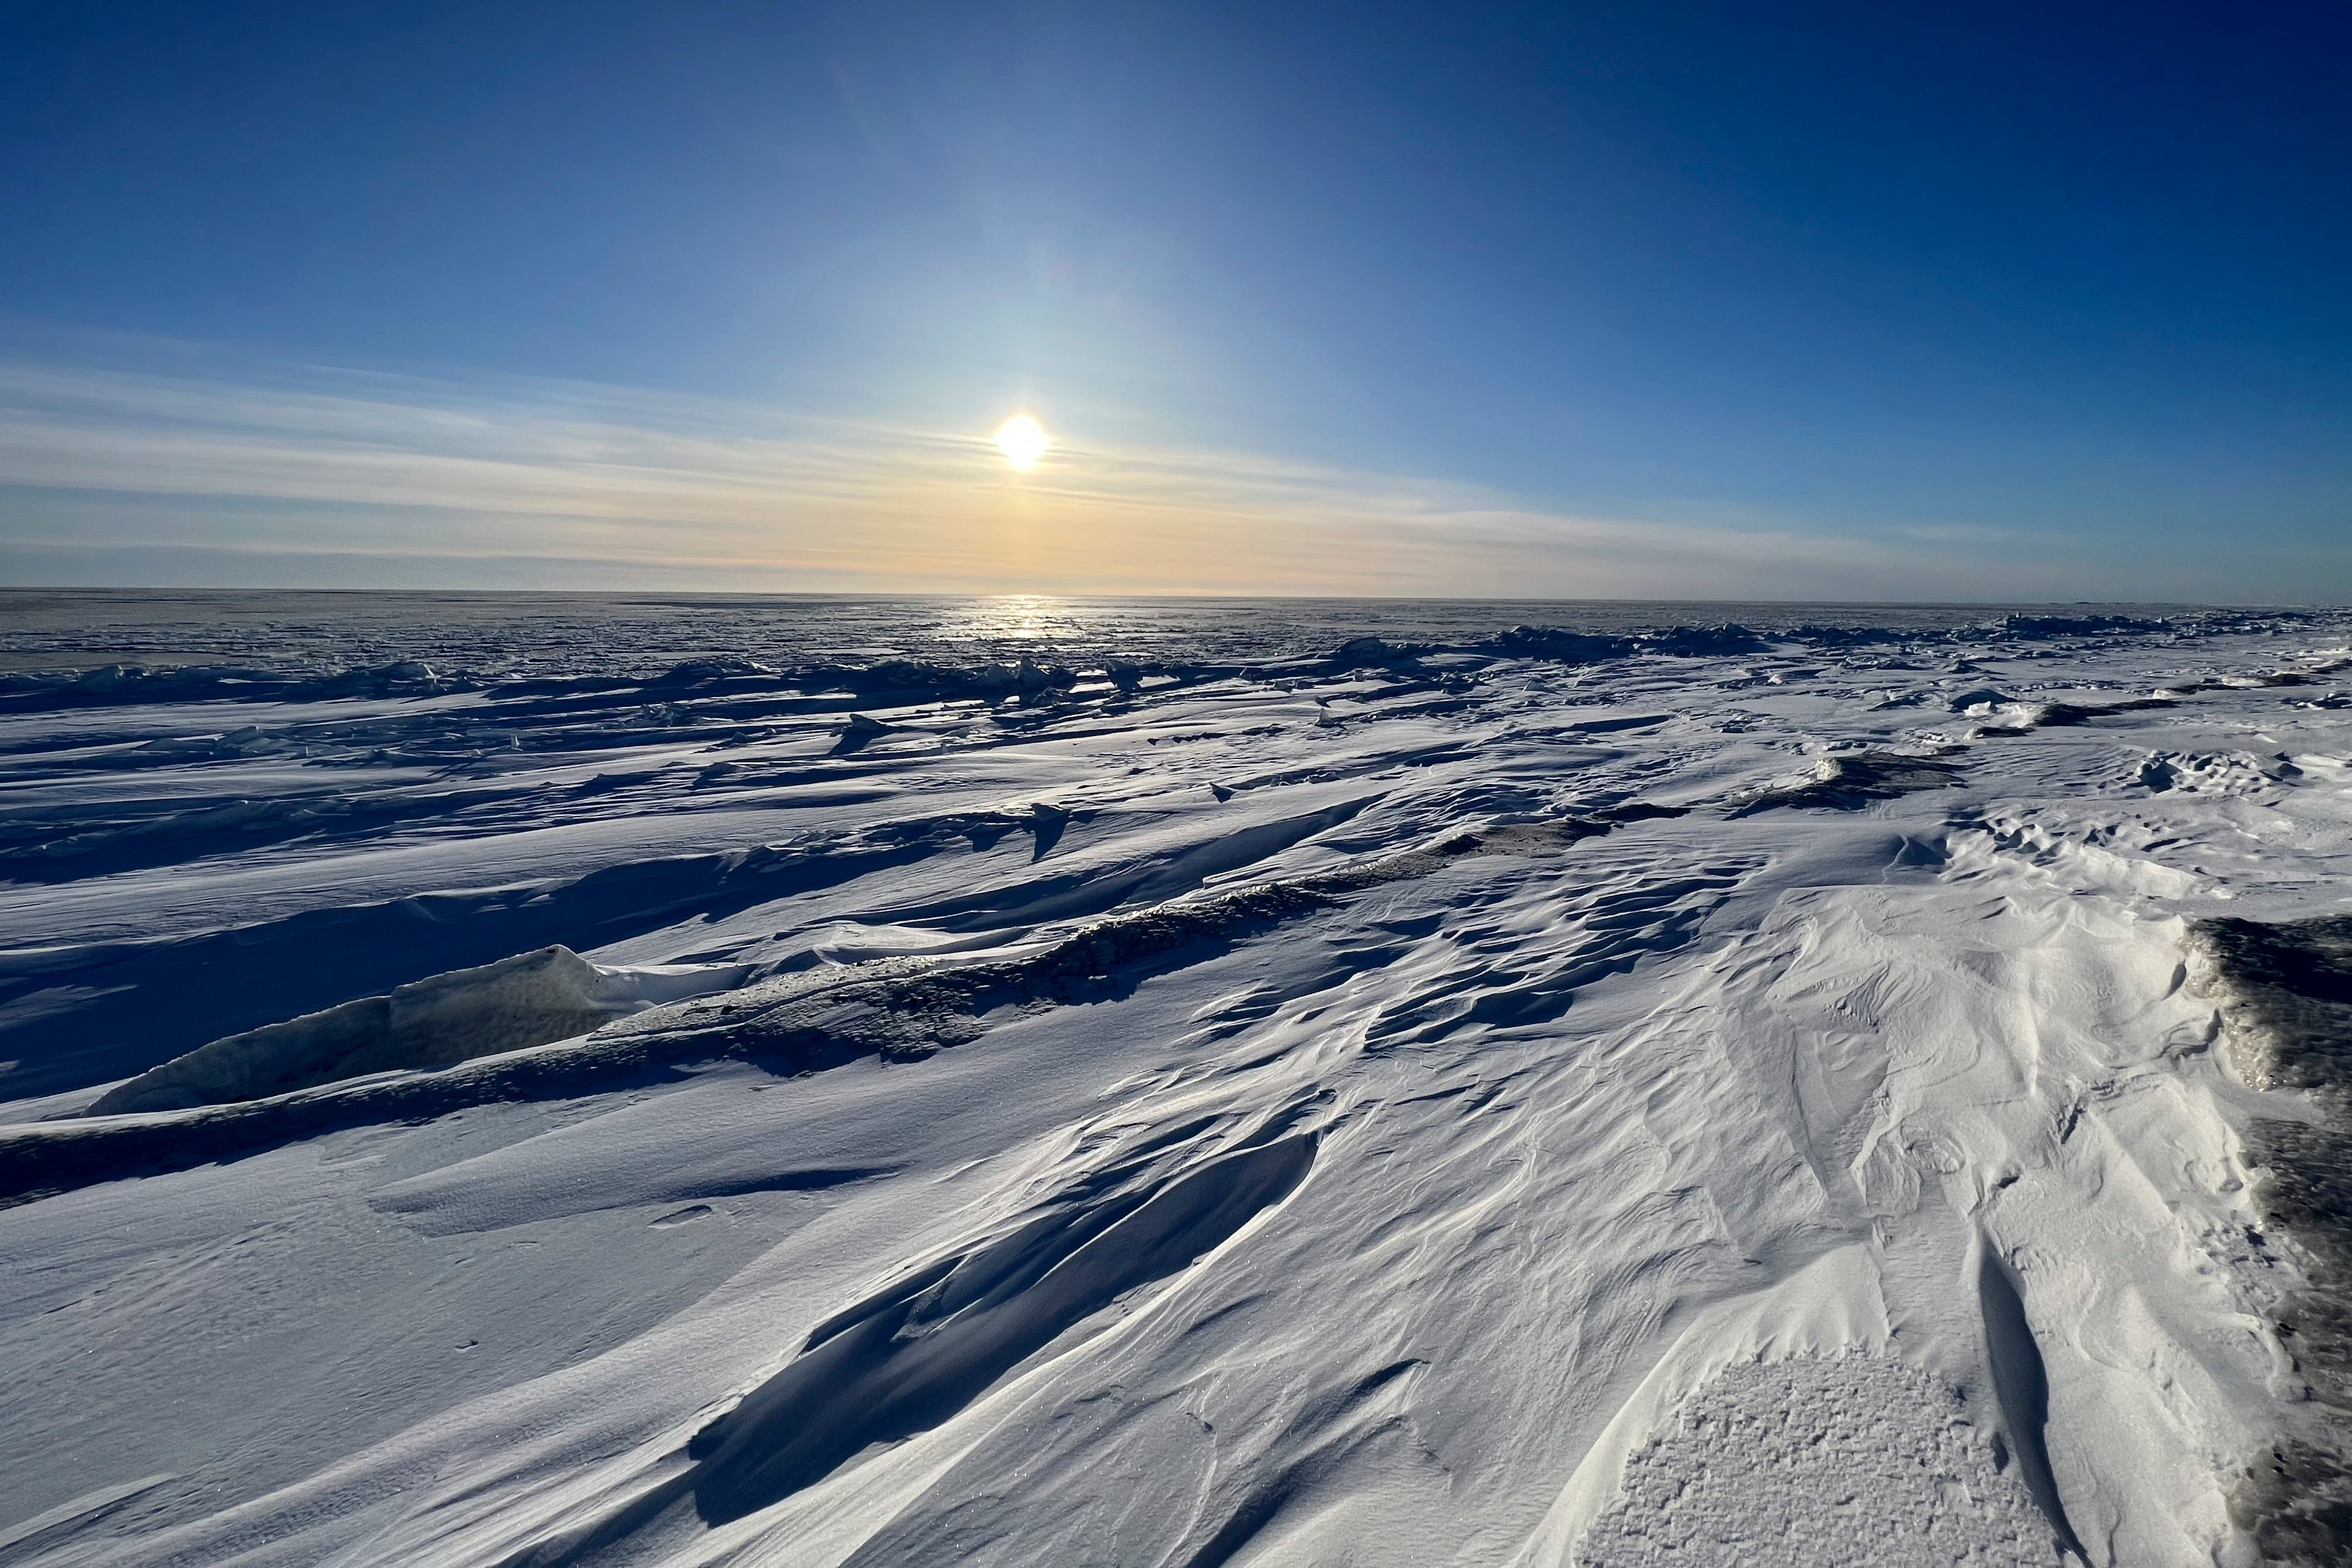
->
4;594;2351;1567
0;588;2280;675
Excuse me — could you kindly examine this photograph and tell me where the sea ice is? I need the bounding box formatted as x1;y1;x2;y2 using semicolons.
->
2;596;2350;1566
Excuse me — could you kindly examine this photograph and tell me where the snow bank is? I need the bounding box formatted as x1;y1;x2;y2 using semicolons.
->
87;947;744;1116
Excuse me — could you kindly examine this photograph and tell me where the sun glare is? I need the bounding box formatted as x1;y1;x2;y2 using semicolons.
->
993;414;1050;470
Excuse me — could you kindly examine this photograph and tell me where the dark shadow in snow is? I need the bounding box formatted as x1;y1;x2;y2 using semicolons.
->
2024;697;2180;728
0;786;517;886
484;1122;1318;1566
1968;697;2183;739
89;945;624;1115
829;713;889;755
1156;1357;1426;1568
0;834;952;1101
0;660;466;713
1727;751;1965;816
687;1128;1317;1522
1027;802;1071;860
0;802;1672;1203
372;1162;895;1236
1478;623;1769;663
1976;1244;2086;1561
859;797;1377;934
662;1166;890;1203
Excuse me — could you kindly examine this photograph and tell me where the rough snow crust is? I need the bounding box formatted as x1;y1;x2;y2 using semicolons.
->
4;597;2352;1567
1574;1357;2047;1566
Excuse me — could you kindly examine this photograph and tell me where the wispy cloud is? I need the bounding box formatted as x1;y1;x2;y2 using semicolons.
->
0;355;2134;596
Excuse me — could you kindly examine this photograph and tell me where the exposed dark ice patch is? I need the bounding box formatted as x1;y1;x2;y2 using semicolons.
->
2196;918;2352;1105
2192;916;2352;1565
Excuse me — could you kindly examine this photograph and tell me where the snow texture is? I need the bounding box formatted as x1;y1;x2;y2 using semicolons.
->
4;593;2352;1567
1573;1357;2050;1566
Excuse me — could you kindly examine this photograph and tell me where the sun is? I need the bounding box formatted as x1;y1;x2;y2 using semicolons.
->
993;414;1050;470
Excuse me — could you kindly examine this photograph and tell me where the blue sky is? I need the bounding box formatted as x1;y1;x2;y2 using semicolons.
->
3;1;2349;597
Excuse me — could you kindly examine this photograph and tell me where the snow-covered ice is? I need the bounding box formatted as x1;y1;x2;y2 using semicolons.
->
5;592;2352;1566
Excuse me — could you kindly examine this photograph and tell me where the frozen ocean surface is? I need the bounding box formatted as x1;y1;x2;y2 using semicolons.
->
4;592;2352;1566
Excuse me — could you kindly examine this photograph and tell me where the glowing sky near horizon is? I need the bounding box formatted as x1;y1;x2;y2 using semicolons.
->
993;416;1051;471
1;2;2349;597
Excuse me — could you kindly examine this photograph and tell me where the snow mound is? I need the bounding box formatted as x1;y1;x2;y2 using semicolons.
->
1641;624;1770;657
687;1123;1319;1523
1488;626;1641;663
88;946;739;1116
1728;750;1966;815
646;656;777;686
2134;750;2296;795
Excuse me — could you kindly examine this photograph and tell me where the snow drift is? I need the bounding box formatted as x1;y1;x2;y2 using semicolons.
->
88;946;746;1116
6;595;2352;1568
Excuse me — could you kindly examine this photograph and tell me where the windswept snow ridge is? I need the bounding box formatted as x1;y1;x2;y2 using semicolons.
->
88;946;748;1116
4;594;2352;1566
